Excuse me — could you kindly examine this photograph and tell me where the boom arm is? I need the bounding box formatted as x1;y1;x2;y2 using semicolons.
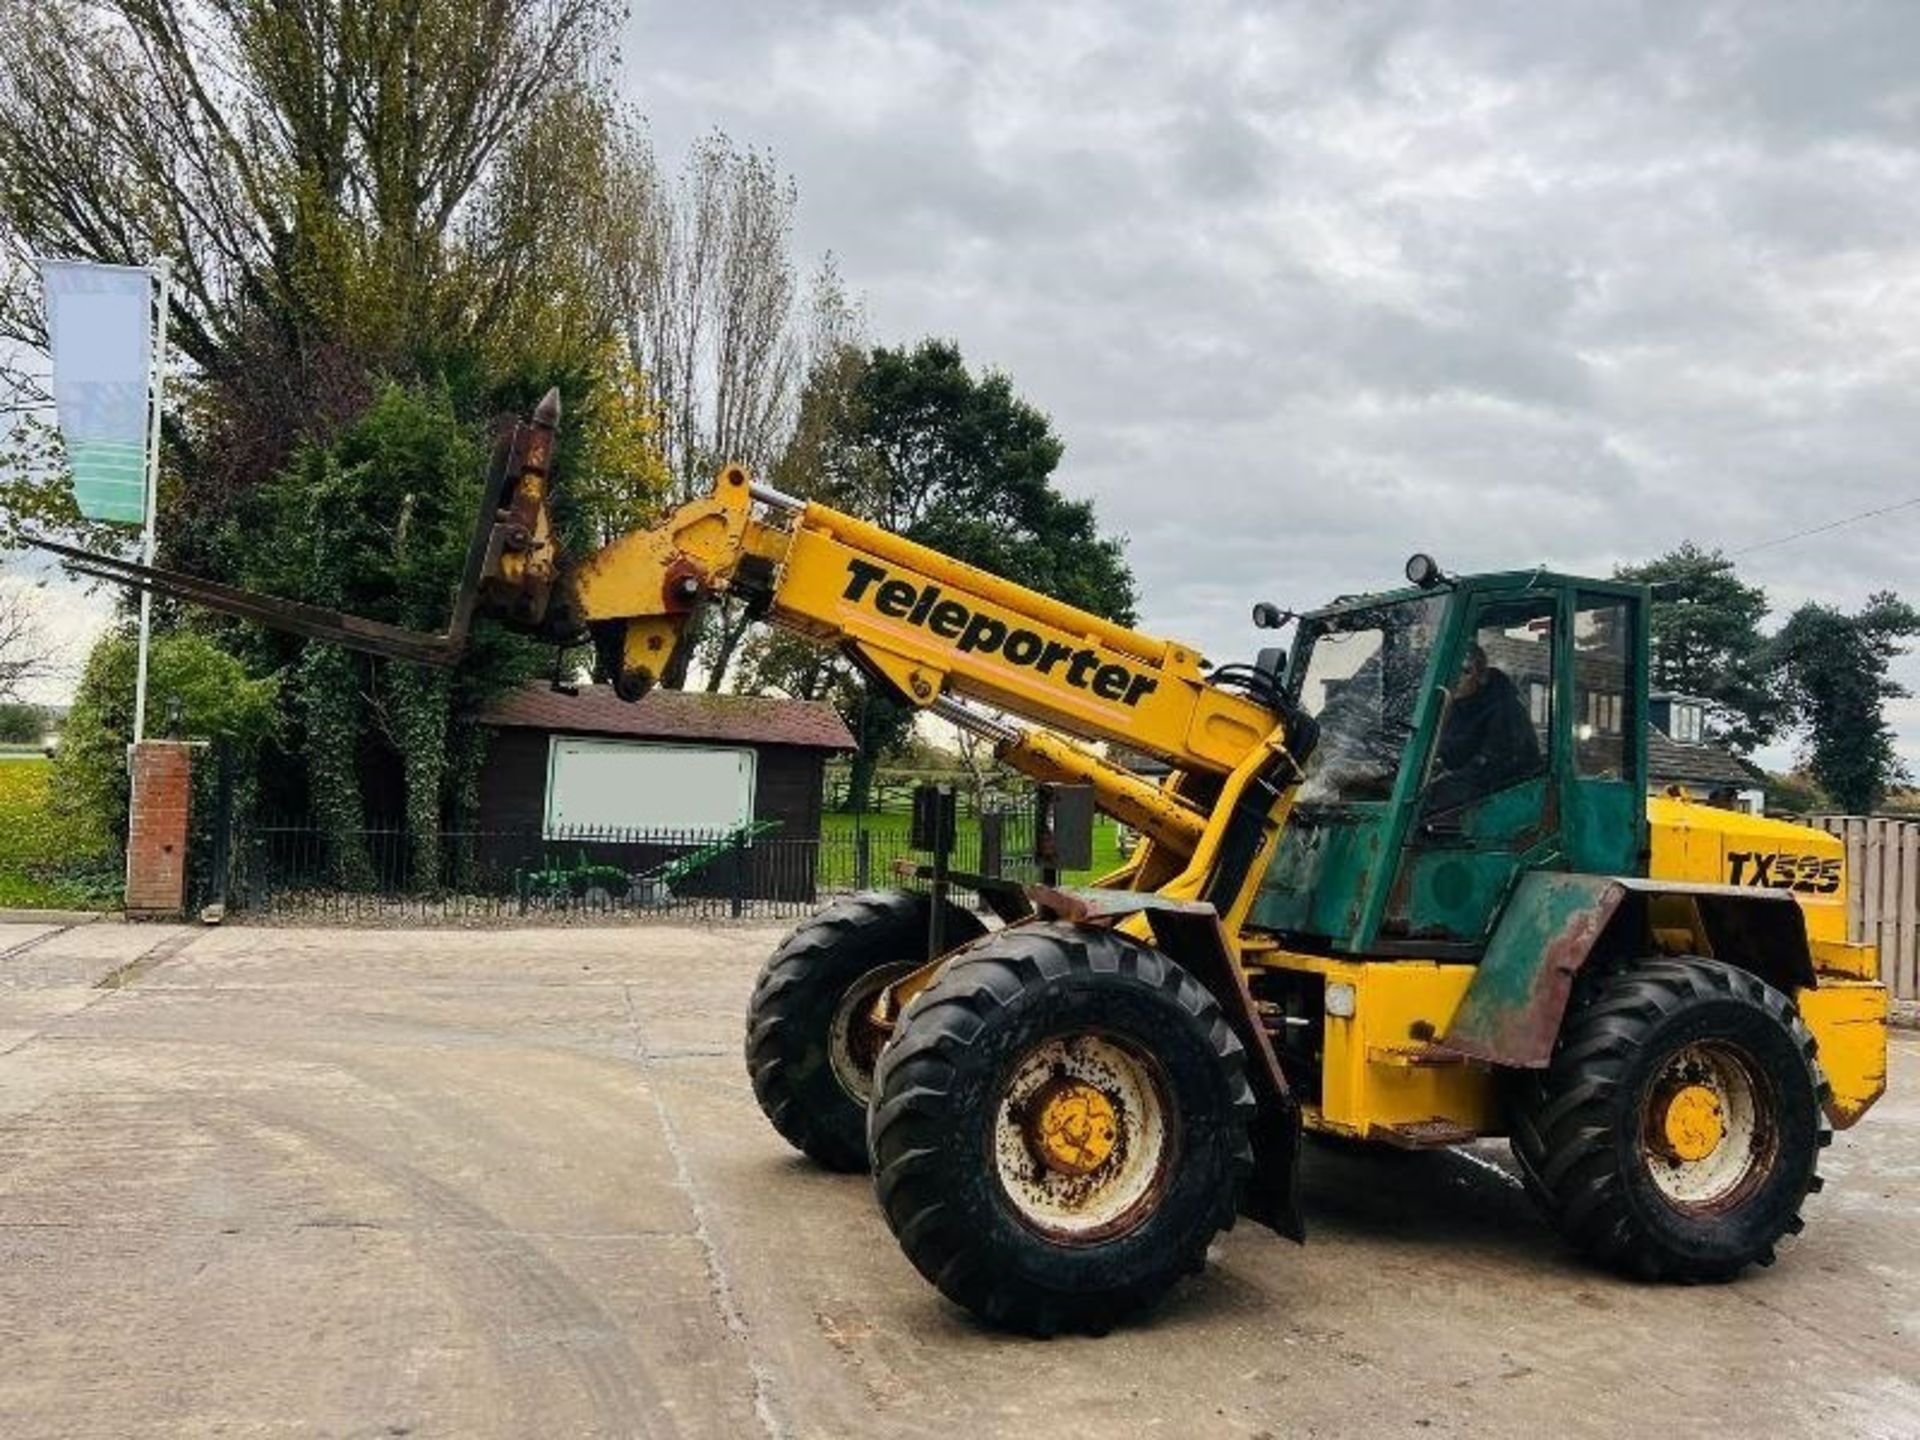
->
541;467;1279;775
477;393;1312;884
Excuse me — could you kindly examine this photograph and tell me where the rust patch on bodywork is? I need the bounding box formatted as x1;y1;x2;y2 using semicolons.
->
1441;872;1629;1068
1025;884;1219;925
1442;874;1823;1069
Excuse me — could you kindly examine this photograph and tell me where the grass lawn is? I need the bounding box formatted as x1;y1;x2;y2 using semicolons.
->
0;757;118;910
818;808;1125;888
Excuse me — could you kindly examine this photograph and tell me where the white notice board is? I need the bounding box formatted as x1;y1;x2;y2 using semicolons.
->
544;738;756;836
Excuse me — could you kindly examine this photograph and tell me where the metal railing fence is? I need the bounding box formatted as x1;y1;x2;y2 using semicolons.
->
217;812;1042;924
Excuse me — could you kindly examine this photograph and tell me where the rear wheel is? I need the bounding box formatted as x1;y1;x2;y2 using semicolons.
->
1510;956;1828;1281
745;890;985;1172
869;923;1253;1335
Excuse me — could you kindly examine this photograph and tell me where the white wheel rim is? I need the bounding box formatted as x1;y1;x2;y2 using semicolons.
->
993;1033;1176;1244
1641;1041;1776;1212
828;963;914;1105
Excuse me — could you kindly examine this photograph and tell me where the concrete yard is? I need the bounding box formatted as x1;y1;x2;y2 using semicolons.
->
0;919;1915;1439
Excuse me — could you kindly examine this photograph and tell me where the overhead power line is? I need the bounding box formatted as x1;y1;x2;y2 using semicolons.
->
1731;493;1920;556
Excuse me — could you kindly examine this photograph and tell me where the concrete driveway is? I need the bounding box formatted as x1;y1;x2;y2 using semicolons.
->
0;919;1915;1439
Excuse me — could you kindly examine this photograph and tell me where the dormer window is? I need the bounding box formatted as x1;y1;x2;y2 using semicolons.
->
1649;694;1710;744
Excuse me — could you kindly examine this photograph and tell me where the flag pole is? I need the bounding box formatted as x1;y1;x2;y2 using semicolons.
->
130;258;170;746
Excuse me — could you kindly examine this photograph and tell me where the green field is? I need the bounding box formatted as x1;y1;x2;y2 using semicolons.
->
818;809;1124;889
0;757;117;910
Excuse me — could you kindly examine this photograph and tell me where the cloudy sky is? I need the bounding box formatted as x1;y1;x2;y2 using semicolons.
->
17;1;1920;771
623;0;1920;769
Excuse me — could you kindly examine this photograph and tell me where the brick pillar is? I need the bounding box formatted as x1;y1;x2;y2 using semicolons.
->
126;740;193;917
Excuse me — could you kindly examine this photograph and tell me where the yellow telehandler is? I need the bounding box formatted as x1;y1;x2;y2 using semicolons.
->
50;391;1889;1334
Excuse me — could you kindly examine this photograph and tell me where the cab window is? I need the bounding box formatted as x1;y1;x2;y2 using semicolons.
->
1574;597;1633;780
1422;595;1555;814
1292;595;1445;803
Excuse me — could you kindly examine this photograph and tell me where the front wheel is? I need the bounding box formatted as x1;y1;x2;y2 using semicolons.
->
869;923;1253;1335
1510;956;1829;1281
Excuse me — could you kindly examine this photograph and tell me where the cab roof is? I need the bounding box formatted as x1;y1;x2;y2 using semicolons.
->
1304;568;1652;624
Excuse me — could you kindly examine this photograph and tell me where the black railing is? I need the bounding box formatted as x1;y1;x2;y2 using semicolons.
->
222;813;1044;923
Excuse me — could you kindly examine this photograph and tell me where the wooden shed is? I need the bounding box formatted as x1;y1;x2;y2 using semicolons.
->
476;685;854;902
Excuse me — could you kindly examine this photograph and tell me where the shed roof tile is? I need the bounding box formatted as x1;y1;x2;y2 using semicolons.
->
483;684;855;751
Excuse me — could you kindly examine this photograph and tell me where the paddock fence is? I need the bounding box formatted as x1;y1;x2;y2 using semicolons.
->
1812;815;1920;1001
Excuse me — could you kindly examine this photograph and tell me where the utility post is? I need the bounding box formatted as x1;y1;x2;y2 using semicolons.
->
912;783;958;959
131;258;171;744
1034;783;1096;888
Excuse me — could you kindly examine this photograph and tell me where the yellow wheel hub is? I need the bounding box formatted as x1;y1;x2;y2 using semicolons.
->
1028;1079;1119;1177
1659;1083;1725;1162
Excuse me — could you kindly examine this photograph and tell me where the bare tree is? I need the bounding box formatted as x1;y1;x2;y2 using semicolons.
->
952;725;997;817
616;133;797;500
0;583;58;702
606;131;857;689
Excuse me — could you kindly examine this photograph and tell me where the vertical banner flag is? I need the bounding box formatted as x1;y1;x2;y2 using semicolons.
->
40;259;156;525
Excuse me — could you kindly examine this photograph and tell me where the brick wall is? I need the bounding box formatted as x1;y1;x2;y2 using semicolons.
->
126;741;193;917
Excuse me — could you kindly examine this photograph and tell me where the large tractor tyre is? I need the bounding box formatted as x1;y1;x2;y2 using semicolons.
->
1510;956;1830;1282
746;890;986;1173
868;923;1254;1336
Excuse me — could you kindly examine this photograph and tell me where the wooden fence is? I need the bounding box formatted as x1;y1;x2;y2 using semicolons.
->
1812;816;1920;1001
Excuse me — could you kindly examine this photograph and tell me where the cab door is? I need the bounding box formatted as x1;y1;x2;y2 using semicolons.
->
1561;591;1645;876
1380;588;1563;948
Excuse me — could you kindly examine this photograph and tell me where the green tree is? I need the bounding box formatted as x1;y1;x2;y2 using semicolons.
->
815;341;1135;618
0;0;623;399
1770;592;1920;814
1615;543;1778;752
232;382;556;889
0;0;649;576
0;701;43;743
742;339;1138;811
53;628;279;852
1758;768;1830;817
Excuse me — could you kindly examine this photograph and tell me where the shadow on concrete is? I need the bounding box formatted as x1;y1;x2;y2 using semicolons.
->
1296;1139;1557;1260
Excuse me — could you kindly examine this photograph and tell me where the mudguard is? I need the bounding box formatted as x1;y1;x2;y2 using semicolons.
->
1443;872;1817;1069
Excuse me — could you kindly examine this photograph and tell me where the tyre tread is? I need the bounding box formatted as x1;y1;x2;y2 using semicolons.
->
1510;955;1827;1282
745;891;984;1171
869;921;1254;1335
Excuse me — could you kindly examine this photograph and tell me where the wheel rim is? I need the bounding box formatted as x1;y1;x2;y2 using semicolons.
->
993;1033;1177;1244
1640;1040;1778;1212
827;963;914;1106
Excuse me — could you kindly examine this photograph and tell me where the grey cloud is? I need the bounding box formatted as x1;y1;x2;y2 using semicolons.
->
627;0;1920;765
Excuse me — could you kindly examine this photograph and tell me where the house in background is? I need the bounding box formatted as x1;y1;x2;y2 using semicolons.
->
1646;691;1764;813
476;685;855;901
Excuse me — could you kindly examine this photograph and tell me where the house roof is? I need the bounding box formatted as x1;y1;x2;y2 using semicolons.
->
483;684;856;751
1645;724;1759;789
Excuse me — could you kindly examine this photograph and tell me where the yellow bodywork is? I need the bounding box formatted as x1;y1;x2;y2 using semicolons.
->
1650;793;1887;1126
1795;982;1890;1126
1273;955;1497;1141
558;470;1280;779
1648;794;1851;945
